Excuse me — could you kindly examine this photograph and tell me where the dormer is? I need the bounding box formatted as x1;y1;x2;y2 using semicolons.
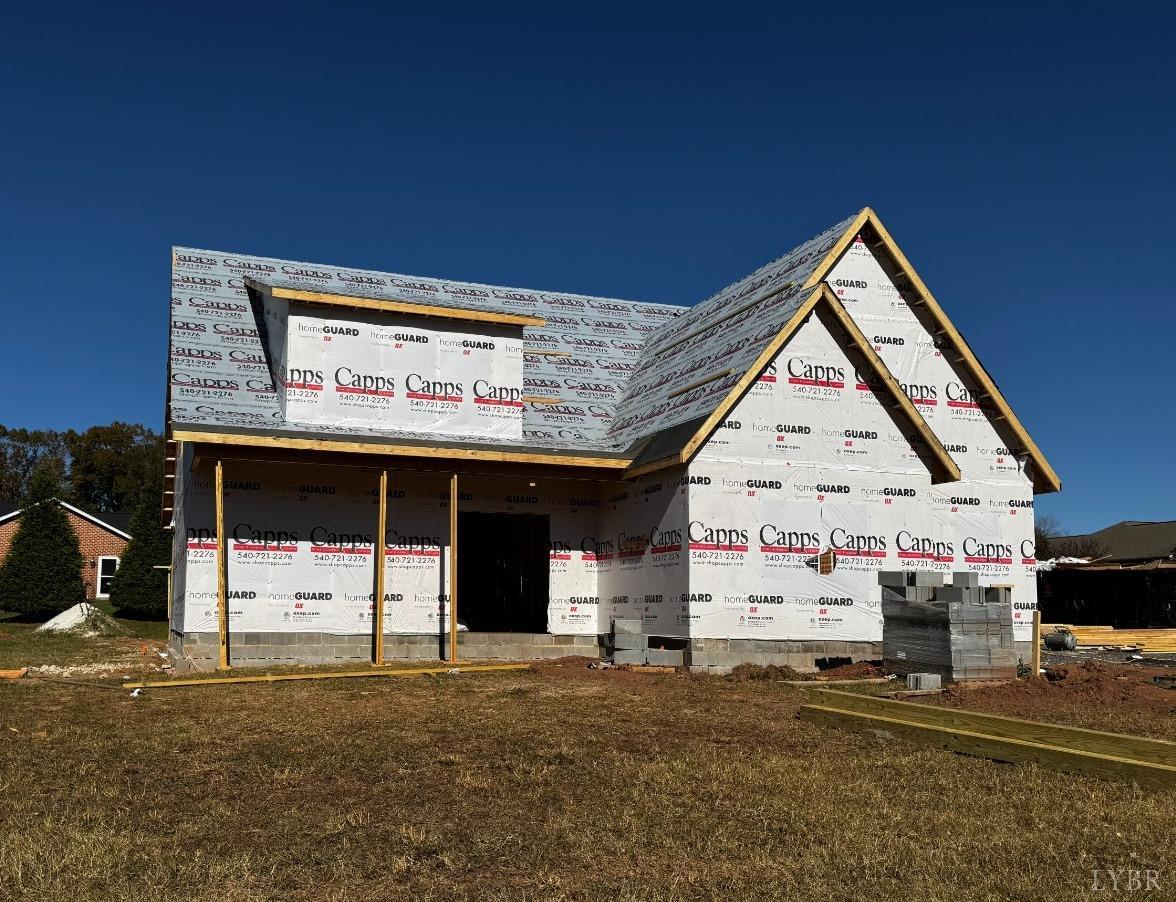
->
246;278;544;440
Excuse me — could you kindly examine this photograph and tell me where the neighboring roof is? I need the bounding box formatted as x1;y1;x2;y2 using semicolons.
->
168;209;1057;491
1055;521;1176;564
0;500;133;540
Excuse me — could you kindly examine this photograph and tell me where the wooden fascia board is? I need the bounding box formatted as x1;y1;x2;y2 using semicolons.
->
247;280;546;329
170;429;631;470
806;209;1061;494
802;207;874;290
820;288;961;484
623;453;687;480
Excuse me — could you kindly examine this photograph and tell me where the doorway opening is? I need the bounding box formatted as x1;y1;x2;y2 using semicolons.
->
457;512;550;633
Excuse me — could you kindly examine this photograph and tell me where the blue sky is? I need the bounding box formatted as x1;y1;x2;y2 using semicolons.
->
0;2;1172;533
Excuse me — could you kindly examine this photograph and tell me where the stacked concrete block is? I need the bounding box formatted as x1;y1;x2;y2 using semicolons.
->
611;619;648;665
881;571;1016;682
951;571;981;588
906;673;942;691
645;647;686;667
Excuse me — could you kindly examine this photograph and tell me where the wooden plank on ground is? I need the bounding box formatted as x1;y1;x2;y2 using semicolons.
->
797;704;1176;789
125;663;531;690
805;688;1176;768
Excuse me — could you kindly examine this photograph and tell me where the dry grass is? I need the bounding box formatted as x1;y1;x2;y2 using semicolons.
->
1;658;1172;901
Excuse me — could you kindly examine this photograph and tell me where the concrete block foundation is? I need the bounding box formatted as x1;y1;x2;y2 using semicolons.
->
683;638;882;675
173;630;884;675
173;631;605;669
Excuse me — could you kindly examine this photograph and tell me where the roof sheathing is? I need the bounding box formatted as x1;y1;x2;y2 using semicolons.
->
167;210;1057;492
169;248;684;453
605;213;861;445
626;284;963;484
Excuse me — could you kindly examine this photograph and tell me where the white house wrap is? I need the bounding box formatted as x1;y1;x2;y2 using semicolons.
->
166;207;1057;667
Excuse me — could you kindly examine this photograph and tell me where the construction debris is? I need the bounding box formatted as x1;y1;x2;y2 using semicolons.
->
1043;625;1176;653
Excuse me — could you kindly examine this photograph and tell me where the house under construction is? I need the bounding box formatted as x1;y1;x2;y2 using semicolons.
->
165;208;1058;671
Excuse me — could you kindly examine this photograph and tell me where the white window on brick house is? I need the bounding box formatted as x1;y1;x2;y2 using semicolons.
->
96;556;120;599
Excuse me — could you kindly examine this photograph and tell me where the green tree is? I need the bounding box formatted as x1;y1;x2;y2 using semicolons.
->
0;426;68;501
107;458;170;618
65;423;162;513
0;463;85;619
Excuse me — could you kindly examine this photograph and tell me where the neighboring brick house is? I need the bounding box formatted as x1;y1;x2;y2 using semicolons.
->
0;501;132;600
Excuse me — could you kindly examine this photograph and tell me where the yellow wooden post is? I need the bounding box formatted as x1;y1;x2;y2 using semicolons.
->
1032;609;1042;678
215;460;229;670
449;472;459;663
374;469;388;665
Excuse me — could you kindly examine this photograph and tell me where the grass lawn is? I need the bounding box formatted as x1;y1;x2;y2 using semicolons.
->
0;602;168;671
1;645;1172;901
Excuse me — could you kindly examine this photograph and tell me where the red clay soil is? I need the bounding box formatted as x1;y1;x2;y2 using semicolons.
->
718;660;886;682
814;660;885;680
534;656;885;683
934;661;1176;740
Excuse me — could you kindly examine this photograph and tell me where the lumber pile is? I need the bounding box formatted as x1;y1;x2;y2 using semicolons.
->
1043;625;1176;653
798;688;1176;788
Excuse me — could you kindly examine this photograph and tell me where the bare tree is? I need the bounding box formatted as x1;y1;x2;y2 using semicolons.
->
1034;514;1061;560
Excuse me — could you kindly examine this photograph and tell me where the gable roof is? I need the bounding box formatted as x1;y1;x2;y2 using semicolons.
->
618;208;1059;493
1056;521;1176;564
627;283;962;484
0;500;133;540
167;209;1056;491
846;210;1060;494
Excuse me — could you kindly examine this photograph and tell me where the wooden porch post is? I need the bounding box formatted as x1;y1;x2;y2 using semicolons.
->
1031;609;1042;678
449;472;458;663
374;469;388;665
214;460;229;670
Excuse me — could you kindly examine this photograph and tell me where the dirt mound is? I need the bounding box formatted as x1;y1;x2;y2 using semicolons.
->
728;663;808;681
817;661;884;680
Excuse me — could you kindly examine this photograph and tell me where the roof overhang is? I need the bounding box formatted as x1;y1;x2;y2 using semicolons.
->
171;428;633;471
245;278;546;329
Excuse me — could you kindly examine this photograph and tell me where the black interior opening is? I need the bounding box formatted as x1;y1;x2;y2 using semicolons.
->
456;511;550;633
